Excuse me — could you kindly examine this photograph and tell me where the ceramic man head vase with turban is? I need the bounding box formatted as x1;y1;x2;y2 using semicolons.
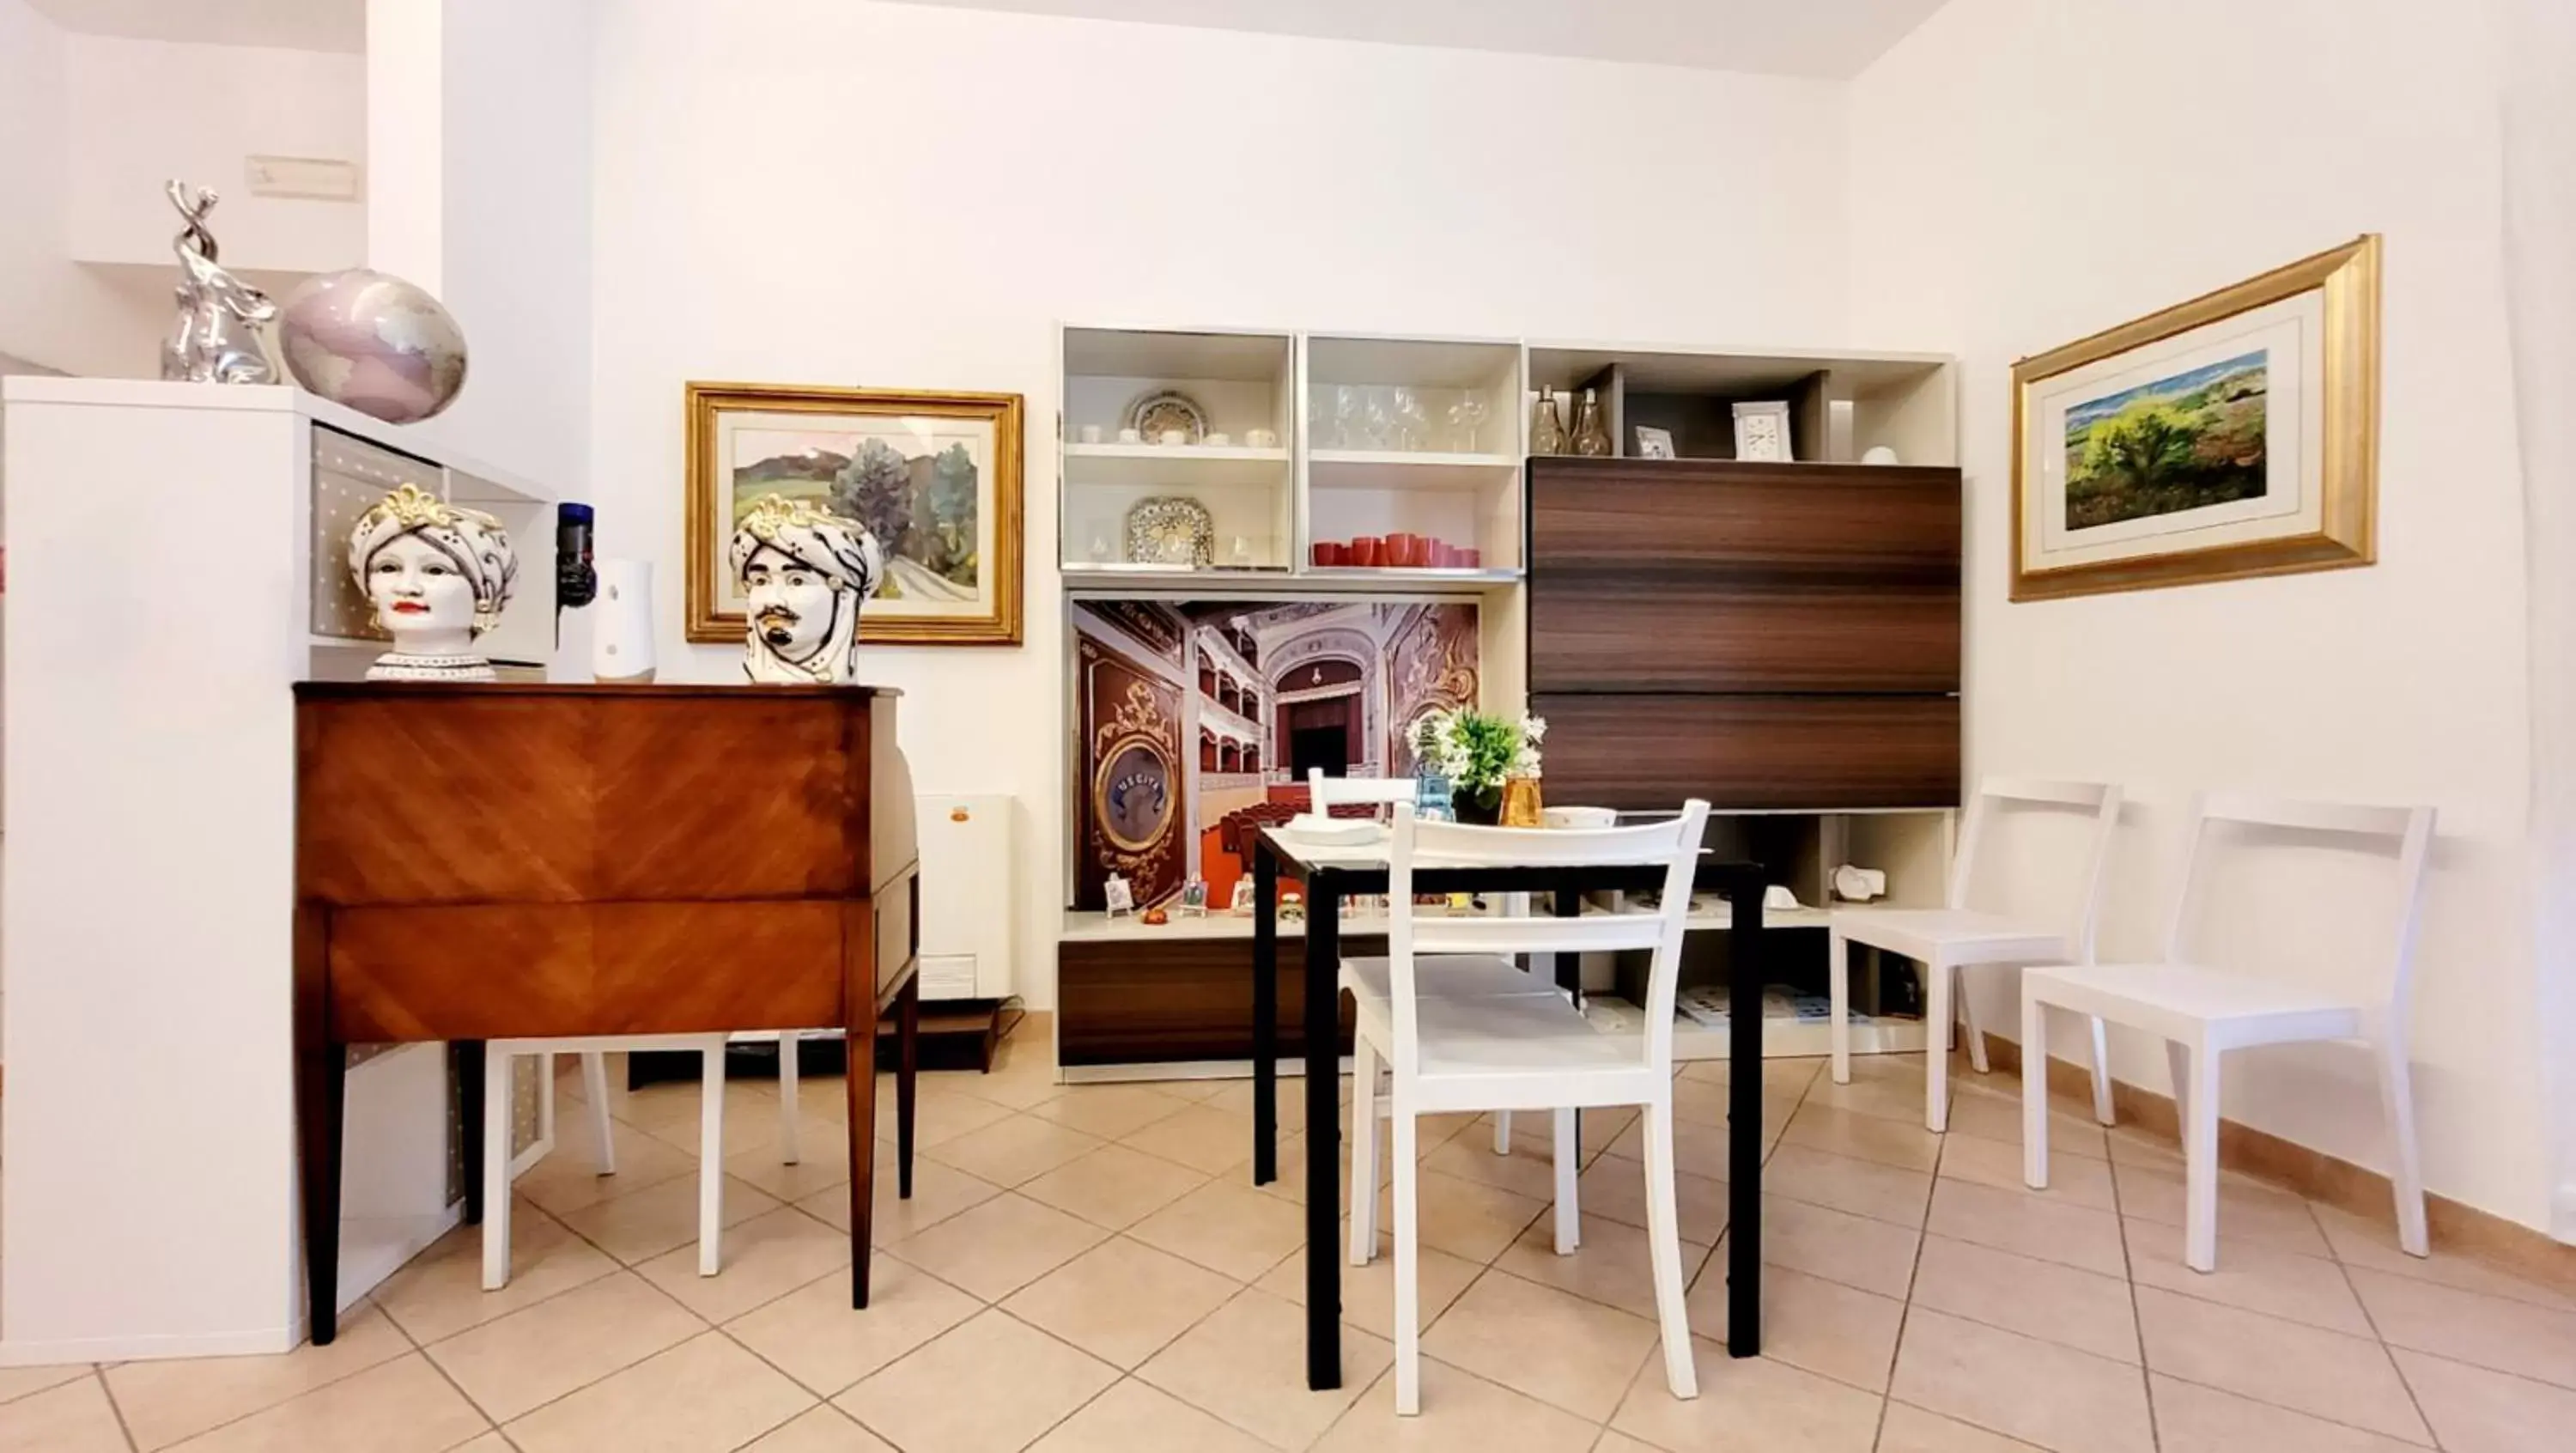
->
347;483;519;681
729;493;884;684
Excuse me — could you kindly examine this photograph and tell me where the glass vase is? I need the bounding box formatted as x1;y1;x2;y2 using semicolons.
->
1500;776;1545;828
1528;387;1570;456
1570;388;1613;457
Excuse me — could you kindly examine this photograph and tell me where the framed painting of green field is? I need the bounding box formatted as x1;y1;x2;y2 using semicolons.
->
685;382;1024;645
2012;235;2380;601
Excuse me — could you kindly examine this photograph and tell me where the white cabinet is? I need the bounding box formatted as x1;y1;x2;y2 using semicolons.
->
917;793;1014;1001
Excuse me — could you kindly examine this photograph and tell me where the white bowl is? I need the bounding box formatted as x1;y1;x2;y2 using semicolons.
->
1541;806;1618;830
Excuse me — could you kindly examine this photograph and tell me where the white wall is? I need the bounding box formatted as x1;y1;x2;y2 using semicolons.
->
586;0;1853;1008
1849;0;2549;1230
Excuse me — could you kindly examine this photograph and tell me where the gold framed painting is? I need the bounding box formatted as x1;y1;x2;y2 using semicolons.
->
2012;234;2380;601
685;382;1024;645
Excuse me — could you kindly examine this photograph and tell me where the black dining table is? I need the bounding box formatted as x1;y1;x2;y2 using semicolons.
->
1249;825;1771;1390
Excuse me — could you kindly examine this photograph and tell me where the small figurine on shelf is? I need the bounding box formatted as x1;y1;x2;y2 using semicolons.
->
1141;905;1171;927
1529;386;1570;456
347;483;519;682
1178;878;1211;917
1230;878;1257;915
1103;872;1136;918
1279;888;1306;923
1570;388;1613;457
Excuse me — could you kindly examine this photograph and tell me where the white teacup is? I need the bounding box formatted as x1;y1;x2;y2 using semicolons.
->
1158;429;1188;447
1541;806;1619;830
1246;428;1279;448
1078;424;1103;444
1117;428;1143;444
1203;432;1231;447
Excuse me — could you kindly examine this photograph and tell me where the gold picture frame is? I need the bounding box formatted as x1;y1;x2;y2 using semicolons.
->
685;381;1024;645
2011;234;2380;601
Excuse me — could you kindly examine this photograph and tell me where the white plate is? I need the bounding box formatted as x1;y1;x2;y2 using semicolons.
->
1278;816;1382;845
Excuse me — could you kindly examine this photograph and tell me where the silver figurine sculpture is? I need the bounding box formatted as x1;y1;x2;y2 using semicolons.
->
161;180;278;385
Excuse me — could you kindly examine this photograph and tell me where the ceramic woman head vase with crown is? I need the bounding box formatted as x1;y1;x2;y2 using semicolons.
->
347;483;519;681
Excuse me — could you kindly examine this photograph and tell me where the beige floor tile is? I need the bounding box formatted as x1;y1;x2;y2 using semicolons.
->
1766;1146;1934;1228
1686;1260;1905;1392
447;1436;513;1453
1497;1217;1711;1322
2123;1219;2372;1336
1577;1156;1731;1246
2133;1287;2427;1443
163;1355;489;1453
1313;1357;1601;1453
1018;1143;1210;1230
739;1405;899;1451
2102;1126;2186;1170
1943;1092;2109;1162
505;1331;813;1451
1679;1054;1828;1096
2392;1347;2576;1453
1134;1073;1230;1103
1421;1268;1660;1421
514;1122;701;1218
1477;1105;1638;1162
1373;1169;1550;1264
1924;1179;2125;1278
2148;1373;2426;1453
2112;1163;2330;1258
1780;1103;1943;1173
1029;1084;1192;1140
638;1206;854;1324
939;1061;1070;1113
1877;1401;2051;1452
1890;1309;2154;1453
424;1271;705;1424
1129;1179;1310;1282
1760;1195;1922;1299
1593;1434;1662;1453
1121;1104;1261;1175
1668;1072;1741;1128
895;1088;1020;1148
2347;1265;2576;1389
835;1310;1117;1453
0;1376;130;1453
106;1301;411;1450
1137;1288;1393;1451
2309;1203;2576;1310
796;1155;1002;1244
1005;1237;1242;1369
1937;1134;2116;1213
1600;1115;1735;1182
555;1170;781;1266
373;1200;620;1345
1422;1134;1564;1202
1801;1067;1937;1126
1030;1377;1273;1453
884;1191;1109;1301
1200;1074;1314;1123
1607;1335;1884;1452
1255;1225;1485;1345
726;1255;981;1397
924;1114;1106;1189
635;1084;791;1158
1242;1128;1359;1210
1908;1234;2137;1364
0;1362;89;1407
728;1128;855;1204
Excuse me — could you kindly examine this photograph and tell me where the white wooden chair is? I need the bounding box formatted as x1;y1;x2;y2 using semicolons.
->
1829;777;2123;1132
2022;793;2436;1271
1346;800;1709;1415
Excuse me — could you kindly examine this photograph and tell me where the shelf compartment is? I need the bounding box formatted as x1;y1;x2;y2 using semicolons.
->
1064;442;1291;487
1307;454;1523;574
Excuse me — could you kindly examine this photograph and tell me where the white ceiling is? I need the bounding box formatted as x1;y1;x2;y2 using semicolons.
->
890;0;1950;78
23;0;363;52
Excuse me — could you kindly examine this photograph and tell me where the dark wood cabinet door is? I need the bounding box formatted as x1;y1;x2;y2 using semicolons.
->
1528;458;1961;694
1532;693;1961;811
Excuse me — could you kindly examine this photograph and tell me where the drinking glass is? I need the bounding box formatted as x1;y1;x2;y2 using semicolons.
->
1447;392;1489;453
1334;385;1367;449
1360;387;1395;450
1392;387;1432;451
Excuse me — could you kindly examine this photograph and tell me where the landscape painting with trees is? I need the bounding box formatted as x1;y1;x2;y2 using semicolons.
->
729;431;983;605
2061;350;2269;530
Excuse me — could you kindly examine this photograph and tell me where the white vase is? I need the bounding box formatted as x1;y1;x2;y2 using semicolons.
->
591;558;657;683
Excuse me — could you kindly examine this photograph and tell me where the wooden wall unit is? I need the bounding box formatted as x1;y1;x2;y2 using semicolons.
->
1532;694;1961;812
1058;928;1365;1066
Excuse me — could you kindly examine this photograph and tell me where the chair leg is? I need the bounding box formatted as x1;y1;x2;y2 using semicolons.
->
2021;994;2050;1189
1828;928;1853;1084
1392;1097;1422;1417
2174;1039;2220;1273
479;1048;513;1292
777;1033;803;1166
2084;1016;2117;1127
1552;1107;1580;1255
1494;1109;1513;1156
1924;954;1953;1132
1959;967;1991;1074
698;1043;726;1277
1640;1097;1699;1400
1349;1037;1379;1266
580;1051;617;1172
2374;1037;2430;1257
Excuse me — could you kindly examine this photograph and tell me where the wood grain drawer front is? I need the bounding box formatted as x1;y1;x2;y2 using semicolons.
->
1531;693;1960;812
1529;458;1961;694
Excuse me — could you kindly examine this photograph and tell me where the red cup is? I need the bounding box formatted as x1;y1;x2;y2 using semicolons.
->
1461;547;1482;568
1388;532;1425;568
1431;540;1457;568
1349;536;1383;568
1311;541;1347;567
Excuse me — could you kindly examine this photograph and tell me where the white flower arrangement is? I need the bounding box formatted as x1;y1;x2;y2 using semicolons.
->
1411;708;1546;793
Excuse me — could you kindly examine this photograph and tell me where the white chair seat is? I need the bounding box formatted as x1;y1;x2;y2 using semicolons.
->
1831;907;2069;966
1345;969;1645;1085
2026;962;2365;1048
1343;953;1562;1002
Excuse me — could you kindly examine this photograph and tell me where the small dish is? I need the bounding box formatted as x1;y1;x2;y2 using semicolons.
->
1127;389;1208;444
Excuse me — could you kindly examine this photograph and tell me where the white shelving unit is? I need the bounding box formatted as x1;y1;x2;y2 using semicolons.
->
1060;326;1297;572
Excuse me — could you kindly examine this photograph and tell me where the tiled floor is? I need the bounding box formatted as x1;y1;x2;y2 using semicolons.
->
5;1021;2572;1452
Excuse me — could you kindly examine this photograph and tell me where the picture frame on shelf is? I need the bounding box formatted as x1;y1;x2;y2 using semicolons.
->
1732;402;1793;462
684;381;1024;645
1634;425;1676;460
2011;234;2379;601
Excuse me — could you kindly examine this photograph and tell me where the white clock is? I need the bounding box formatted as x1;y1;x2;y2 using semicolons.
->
1732;402;1794;462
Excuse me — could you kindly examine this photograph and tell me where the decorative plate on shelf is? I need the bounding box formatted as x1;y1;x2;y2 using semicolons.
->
1124;495;1215;567
1126;389;1207;443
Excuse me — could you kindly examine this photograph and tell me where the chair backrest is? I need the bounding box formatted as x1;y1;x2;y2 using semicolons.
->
1309;768;1419;817
2162;792;2438;1019
1382;799;1710;1074
1948;776;2124;961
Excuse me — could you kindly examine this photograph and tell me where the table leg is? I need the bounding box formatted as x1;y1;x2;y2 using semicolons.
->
297;1037;347;1345
1727;873;1765;1358
1303;874;1343;1391
898;973;920;1201
1252;847;1279;1186
455;1041;487;1228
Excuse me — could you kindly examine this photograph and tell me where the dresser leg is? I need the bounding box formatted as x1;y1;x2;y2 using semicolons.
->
897;975;919;1200
847;1004;879;1309
455;1041;488;1227
297;1040;347;1345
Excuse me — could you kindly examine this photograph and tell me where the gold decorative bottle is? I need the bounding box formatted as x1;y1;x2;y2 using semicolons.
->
1528;386;1570;455
1570;388;1613;457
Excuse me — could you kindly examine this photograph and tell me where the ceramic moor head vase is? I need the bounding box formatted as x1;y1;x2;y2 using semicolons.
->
729;493;885;684
348;483;519;681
